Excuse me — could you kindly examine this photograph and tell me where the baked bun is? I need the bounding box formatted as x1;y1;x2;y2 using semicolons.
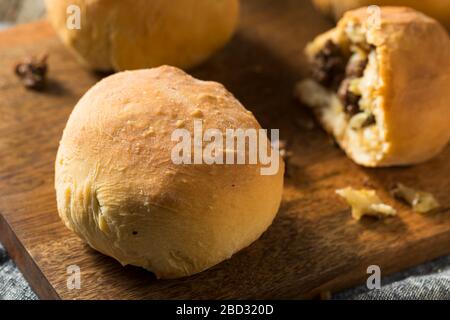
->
45;0;239;71
55;66;284;278
296;7;450;167
312;0;450;29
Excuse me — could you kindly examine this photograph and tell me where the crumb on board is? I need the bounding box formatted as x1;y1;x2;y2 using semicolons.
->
391;183;440;214
278;140;292;160
277;139;294;177
362;177;375;188
336;187;397;220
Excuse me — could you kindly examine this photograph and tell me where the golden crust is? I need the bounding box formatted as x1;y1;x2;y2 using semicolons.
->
299;7;450;166
313;0;450;29
45;0;239;71
55;66;284;278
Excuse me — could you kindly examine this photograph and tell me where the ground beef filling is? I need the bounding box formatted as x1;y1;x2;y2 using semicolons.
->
338;79;361;116
311;40;346;90
311;40;372;126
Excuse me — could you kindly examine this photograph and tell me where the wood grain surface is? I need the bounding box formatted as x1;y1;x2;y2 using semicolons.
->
0;0;449;300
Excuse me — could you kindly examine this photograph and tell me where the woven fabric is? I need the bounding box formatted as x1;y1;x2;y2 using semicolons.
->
1;240;450;300
0;243;37;300
334;255;450;300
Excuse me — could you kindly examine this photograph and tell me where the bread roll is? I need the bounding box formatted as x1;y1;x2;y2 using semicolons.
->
45;0;239;71
55;66;284;278
296;7;450;166
312;0;450;29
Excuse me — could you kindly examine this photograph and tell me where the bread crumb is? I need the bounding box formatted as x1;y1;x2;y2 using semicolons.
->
191;108;203;118
278;140;292;160
277;140;293;177
336;187;397;220
176;120;185;128
391;183;440;213
142;126;155;137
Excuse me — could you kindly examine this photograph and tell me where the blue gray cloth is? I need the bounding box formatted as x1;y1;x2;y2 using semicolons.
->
335;254;450;300
1;241;449;300
0;243;37;300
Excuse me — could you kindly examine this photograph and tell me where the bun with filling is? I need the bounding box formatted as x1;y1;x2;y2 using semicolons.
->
312;0;450;29
296;7;450;166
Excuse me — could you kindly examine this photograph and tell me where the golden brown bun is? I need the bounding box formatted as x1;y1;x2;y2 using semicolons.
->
45;0;239;71
312;0;450;29
296;7;450;167
55;66;284;278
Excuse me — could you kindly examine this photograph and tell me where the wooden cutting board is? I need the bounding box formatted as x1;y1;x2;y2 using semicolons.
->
1;0;449;300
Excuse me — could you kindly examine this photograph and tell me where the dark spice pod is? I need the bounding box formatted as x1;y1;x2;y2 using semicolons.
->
14;54;48;91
